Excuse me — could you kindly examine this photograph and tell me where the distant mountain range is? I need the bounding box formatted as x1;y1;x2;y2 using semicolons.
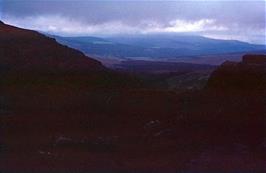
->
50;33;265;65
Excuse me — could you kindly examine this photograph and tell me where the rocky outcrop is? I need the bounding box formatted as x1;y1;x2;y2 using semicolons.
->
207;54;266;91
243;54;266;64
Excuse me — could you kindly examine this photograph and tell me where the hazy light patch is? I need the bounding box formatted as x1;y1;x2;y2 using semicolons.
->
164;19;227;32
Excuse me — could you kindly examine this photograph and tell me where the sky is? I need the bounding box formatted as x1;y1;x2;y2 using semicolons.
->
0;0;265;44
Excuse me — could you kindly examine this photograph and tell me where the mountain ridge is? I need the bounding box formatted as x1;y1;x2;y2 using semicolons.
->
50;33;265;65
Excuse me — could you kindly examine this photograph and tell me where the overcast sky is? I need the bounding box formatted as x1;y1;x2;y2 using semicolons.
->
1;0;265;44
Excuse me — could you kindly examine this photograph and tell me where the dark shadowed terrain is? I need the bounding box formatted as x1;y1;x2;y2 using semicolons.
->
113;60;216;91
1;22;266;173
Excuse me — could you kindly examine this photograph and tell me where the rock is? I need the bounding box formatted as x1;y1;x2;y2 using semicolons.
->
207;54;266;91
242;54;266;64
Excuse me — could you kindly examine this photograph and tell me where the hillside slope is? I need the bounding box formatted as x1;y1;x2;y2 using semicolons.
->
0;21;104;73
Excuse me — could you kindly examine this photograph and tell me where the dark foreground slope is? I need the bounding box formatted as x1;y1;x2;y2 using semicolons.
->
1;22;266;172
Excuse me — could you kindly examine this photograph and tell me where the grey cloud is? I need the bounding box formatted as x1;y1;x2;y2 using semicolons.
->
1;0;265;44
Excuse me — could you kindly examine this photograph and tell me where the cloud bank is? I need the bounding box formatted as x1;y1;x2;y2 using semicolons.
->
1;0;265;44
